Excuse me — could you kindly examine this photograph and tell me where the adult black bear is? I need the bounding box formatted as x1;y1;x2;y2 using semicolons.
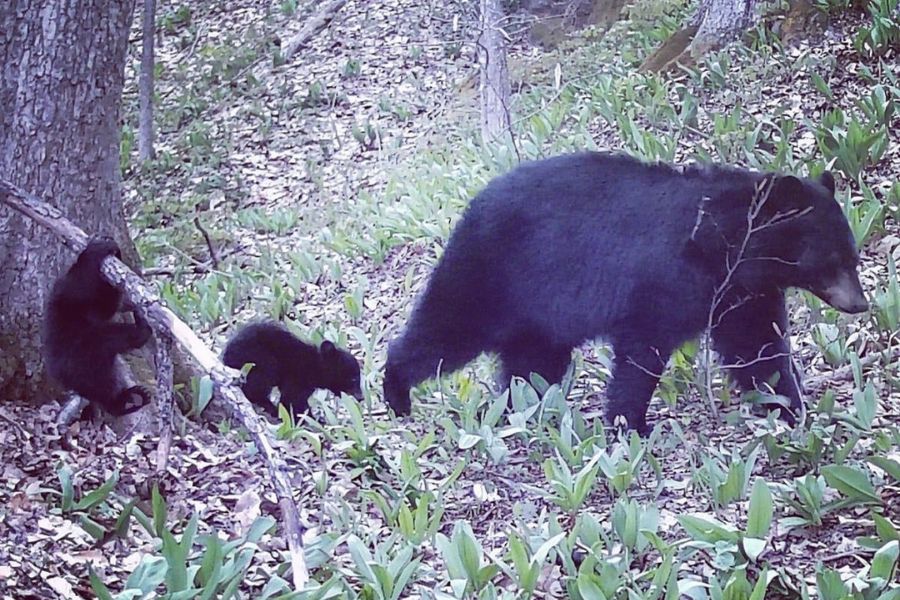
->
44;239;153;416
223;321;363;420
383;152;867;433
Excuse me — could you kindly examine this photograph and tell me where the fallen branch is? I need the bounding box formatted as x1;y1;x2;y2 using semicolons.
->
804;346;900;391
0;178;310;590
282;0;348;63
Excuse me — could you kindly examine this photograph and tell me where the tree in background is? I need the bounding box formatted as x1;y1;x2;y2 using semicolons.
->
0;0;137;403
479;0;513;144
139;0;156;161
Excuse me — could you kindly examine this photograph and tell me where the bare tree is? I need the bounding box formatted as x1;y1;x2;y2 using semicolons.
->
478;0;513;144
0;0;138;403
138;0;156;161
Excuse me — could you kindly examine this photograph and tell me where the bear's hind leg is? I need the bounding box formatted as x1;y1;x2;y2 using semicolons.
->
241;366;280;418
278;378;315;421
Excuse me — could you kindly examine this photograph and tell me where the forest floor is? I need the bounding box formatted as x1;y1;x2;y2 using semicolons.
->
1;0;899;598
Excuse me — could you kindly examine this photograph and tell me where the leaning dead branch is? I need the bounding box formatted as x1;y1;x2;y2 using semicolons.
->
0;178;310;590
282;0;347;63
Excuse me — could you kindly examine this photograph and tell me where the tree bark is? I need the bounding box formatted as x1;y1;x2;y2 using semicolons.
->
478;0;512;144
690;0;757;56
0;0;137;404
640;0;757;72
138;0;156;161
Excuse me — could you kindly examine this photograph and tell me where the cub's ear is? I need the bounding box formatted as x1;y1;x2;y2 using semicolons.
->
320;340;337;356
819;170;836;195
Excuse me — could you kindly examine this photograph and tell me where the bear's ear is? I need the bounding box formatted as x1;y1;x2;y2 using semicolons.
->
819;171;836;195
320;340;337;357
765;175;806;210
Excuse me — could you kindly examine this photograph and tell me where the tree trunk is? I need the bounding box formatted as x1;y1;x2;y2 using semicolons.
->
0;0;137;404
138;0;156;161
478;0;512;144
640;0;757;72
690;0;757;56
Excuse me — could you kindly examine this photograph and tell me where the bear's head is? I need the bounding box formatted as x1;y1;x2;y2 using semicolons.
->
739;171;867;314
319;340;363;400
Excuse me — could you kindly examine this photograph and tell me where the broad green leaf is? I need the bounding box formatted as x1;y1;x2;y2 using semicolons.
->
532;532;566;566
78;515;106;541
152;485;168;538
436;533;466;581
391;557;422;600
58;464;74;512
749;569;775;600
124;555;168;594
458;433;482;450
346;535;376;583
868;456;900;482
398;502;414;538
746;478;773;538
873;512;900;542
822;465;881;503
197;534;223;593
89;566;115;600
742;537;767;562
576;568;608;600
196;375;214;414
507;535;532;588
871;540;899;581
74;471;119;511
677;513;740;543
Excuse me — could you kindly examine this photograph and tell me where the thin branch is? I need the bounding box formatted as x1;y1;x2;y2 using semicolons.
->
193;213;220;270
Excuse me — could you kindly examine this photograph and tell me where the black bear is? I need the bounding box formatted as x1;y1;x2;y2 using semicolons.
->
222;321;363;420
383;152;867;433
44;239;153;416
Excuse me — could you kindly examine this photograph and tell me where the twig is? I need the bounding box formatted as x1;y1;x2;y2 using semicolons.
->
821;549;871;566
0;408;28;436
0;178;310;589
193;213;220;270
805;347;900;391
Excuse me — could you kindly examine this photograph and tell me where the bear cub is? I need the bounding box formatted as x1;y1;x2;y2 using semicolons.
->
44;239;153;416
223;321;363;420
383;152;867;433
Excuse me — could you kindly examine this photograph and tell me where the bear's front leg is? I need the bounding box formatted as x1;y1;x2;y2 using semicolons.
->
711;289;802;423
605;342;671;435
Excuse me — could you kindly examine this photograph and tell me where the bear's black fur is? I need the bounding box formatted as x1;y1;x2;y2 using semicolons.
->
44;239;153;416
384;152;867;433
222;321;363;420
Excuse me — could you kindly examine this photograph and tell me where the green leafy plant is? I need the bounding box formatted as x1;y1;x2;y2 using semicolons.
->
855;0;900;56
815;109;889;182
345;534;421;600
90;486;277;598
436;521;500;597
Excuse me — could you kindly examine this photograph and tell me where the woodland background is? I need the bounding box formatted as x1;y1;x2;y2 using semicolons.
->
0;0;898;598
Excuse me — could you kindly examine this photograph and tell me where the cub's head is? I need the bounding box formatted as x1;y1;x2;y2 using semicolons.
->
319;340;363;400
